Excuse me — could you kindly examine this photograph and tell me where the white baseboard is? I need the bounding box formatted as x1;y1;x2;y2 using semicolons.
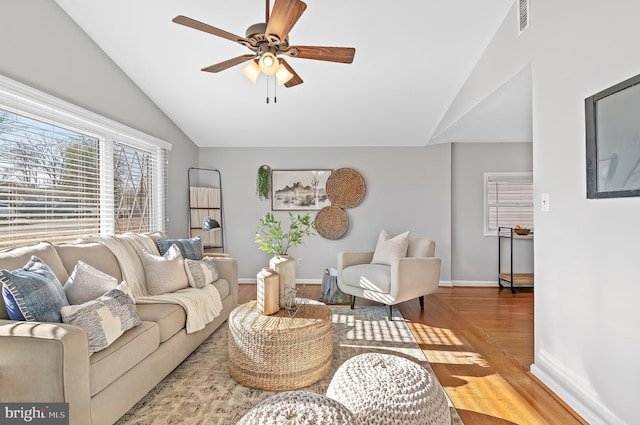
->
450;280;500;287
240;279;500;287
238;279;321;284
531;353;624;425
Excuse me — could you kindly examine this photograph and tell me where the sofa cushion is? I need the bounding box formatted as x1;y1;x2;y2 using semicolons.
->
55;242;123;282
64;261;119;305
371;230;410;266
0;256;69;322
136;303;186;342
141;244;189;295
157;237;203;260
89;321;159;397
211;278;230;300
341;264;392;294
61;283;141;355
184;258;218;289
0;241;69;284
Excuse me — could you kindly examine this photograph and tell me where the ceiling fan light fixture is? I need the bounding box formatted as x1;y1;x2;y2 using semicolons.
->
241;60;260;83
258;52;279;75
275;63;294;85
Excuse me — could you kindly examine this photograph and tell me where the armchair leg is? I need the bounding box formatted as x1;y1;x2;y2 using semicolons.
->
350;296;356;310
386;304;393;320
419;296;424;310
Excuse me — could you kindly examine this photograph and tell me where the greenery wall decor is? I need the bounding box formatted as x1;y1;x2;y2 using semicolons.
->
256;165;271;200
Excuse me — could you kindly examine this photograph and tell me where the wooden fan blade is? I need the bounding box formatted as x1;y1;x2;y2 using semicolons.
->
201;55;255;73
279;58;303;87
172;15;246;44
265;0;307;43
292;46;356;63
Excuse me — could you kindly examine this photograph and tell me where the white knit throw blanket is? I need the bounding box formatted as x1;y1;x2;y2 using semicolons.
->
83;233;223;333
136;285;223;334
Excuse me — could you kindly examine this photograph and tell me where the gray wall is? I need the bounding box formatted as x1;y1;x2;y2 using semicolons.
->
0;1;198;237
199;145;452;283
451;142;533;283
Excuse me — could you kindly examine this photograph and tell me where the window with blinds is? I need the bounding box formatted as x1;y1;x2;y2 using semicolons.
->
0;75;169;249
0;112;101;247
485;172;533;235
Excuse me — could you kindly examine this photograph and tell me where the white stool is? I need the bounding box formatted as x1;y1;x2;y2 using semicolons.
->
235;391;361;425
326;353;452;425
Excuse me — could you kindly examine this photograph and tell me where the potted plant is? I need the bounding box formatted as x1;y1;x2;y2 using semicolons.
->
255;212;316;255
255;212;316;307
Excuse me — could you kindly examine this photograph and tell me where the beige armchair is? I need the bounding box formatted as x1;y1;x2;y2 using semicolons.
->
337;237;442;320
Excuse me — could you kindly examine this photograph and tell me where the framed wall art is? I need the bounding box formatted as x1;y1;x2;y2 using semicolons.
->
586;72;640;198
271;169;332;211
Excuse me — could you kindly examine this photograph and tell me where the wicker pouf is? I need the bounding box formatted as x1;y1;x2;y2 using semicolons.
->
228;300;333;390
326;353;452;425
235;391;361;425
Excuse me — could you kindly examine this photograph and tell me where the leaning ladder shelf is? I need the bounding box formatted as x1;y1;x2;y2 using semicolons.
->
498;226;533;293
188;167;224;253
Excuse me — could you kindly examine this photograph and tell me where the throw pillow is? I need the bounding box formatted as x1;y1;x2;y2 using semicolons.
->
64;261;119;305
61;282;141;355
141;244;189;295
157;237;203;260
371;230;410;266
0;256;69;322
184;258;219;289
2;286;26;320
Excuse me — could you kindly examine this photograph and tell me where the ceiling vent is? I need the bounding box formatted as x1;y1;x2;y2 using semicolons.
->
518;0;530;34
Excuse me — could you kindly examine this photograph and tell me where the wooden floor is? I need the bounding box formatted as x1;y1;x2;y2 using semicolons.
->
238;284;586;425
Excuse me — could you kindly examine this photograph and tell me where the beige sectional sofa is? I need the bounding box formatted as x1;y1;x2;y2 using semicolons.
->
0;237;238;425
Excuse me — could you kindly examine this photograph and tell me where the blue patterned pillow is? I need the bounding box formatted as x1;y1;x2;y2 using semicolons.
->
0;256;69;322
157;237;203;260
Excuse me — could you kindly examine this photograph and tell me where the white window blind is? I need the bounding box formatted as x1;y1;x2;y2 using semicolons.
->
113;141;167;234
485;172;533;235
0;75;170;249
0;110;102;247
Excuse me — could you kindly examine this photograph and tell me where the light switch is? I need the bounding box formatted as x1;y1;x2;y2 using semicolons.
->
541;193;550;212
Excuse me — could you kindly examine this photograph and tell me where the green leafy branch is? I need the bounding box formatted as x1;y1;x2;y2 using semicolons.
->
255;212;316;255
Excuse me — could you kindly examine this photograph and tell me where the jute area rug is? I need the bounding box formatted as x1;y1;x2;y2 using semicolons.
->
116;305;463;425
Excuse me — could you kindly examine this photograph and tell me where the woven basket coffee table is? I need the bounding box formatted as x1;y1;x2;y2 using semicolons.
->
228;300;333;391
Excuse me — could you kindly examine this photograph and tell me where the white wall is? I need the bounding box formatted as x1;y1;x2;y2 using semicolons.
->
451;143;533;284
198;146;453;283
444;1;640;423
531;2;640;424
0;1;199;237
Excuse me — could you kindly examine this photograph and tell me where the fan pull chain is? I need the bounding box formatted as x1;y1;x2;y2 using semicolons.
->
265;76;279;104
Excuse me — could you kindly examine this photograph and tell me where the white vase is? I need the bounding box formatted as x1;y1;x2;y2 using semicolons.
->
256;268;279;315
269;255;296;308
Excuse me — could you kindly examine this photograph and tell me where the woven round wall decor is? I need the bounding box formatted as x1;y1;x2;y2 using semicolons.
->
325;168;366;208
315;206;349;240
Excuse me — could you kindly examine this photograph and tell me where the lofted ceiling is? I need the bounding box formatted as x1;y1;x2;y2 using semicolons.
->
54;0;518;148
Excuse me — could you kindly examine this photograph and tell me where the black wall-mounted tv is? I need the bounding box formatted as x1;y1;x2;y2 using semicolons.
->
586;72;640;199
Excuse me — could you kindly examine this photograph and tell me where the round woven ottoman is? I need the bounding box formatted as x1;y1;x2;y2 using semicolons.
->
228;300;333;390
326;353;452;425
235;391;361;425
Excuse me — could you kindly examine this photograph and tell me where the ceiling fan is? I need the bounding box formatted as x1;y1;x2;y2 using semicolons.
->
172;0;356;87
